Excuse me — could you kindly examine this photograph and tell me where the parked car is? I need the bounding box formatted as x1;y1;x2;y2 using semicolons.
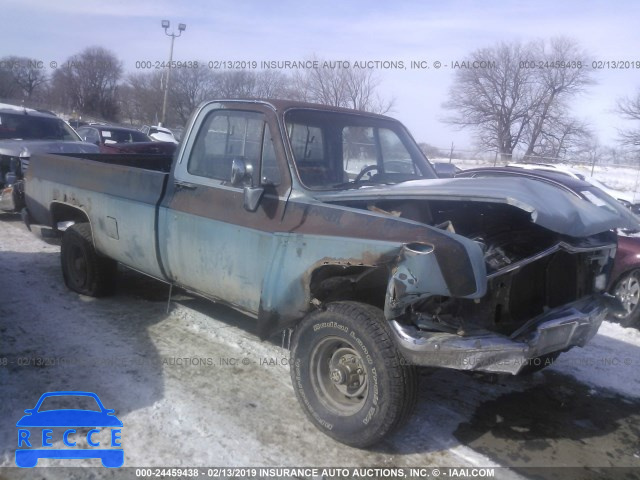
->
0;103;99;213
170;126;184;142
67;119;89;129
507;162;639;210
77;125;177;155
141;125;179;144
458;165;640;327
23;99;635;447
606;233;640;327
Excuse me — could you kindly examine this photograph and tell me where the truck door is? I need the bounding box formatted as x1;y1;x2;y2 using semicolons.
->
159;103;290;316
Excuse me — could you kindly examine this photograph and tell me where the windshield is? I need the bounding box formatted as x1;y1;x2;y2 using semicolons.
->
284;109;436;190
0;112;80;141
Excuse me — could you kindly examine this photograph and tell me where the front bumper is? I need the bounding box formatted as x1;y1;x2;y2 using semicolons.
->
390;295;611;374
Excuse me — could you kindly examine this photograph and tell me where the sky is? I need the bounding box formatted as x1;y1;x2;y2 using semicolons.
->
3;0;640;154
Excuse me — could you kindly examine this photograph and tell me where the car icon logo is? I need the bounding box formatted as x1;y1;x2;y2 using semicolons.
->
16;391;123;468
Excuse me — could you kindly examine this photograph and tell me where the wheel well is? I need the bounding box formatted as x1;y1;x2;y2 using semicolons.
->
309;265;388;309
50;202;90;227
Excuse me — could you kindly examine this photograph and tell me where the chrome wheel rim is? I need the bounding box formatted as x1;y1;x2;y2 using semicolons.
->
615;273;640;317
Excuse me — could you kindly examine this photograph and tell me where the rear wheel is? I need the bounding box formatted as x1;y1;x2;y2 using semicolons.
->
290;301;417;448
61;223;116;297
612;269;640;327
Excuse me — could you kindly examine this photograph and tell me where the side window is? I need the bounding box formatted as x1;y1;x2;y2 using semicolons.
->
80;128;99;144
288;124;324;163
288;123;339;187
188;110;279;184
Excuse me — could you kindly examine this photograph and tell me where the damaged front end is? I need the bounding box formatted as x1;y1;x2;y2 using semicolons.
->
390;295;609;374
381;202;617;374
318;177;627;375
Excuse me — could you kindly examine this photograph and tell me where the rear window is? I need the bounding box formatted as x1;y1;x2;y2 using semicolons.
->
101;129;150;144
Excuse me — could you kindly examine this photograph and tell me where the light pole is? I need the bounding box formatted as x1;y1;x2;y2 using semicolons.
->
160;19;186;127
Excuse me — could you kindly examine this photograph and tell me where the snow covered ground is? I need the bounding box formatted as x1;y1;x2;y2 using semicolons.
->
0;215;639;480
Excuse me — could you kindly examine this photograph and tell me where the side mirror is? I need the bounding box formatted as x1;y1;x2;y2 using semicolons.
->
433;162;457;178
231;158;264;212
243;186;265;212
231;158;251;187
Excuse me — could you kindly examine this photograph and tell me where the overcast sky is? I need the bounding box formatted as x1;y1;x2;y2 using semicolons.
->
4;0;640;153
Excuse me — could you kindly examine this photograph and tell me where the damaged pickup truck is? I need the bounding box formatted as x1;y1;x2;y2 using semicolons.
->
23;100;638;447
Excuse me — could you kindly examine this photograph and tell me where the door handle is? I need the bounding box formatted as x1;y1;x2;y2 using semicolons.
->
174;180;198;190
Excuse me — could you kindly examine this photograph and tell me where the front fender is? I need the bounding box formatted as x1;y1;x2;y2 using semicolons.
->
257;229;487;338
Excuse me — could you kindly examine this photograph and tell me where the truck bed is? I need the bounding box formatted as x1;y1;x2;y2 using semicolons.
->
57;152;173;172
25;152;172;280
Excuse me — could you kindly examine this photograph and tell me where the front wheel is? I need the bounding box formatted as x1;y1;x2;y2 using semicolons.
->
290;301;417;448
612;269;640;327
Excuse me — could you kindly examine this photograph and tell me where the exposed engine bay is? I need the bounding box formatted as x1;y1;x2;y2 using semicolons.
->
343;198;617;337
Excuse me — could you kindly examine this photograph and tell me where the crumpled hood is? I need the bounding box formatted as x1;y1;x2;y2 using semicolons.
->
316;177;640;237
0;139;99;157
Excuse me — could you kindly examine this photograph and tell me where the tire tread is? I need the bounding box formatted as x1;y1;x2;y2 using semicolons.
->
291;301;417;447
61;223;116;297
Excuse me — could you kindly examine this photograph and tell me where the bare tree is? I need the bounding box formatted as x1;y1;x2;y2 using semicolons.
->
444;38;594;160
617;89;640;147
121;71;164;125
0;62;21;100
0;56;48;102
118;67;291;127
51;46;122;120
171;65;216;124
209;70;292;101
292;57;394;113
0;56;48;101
444;42;534;160
522;38;594;157
213;70;258;98
573;133;601;171
252;70;291;99
533;115;592;159
343;68;394;113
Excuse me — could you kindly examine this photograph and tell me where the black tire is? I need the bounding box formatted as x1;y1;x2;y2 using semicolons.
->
61;223;116;297
289;301;417;448
518;352;560;375
612;269;640;327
